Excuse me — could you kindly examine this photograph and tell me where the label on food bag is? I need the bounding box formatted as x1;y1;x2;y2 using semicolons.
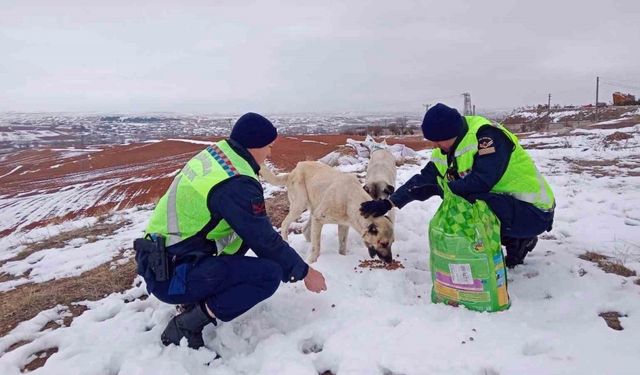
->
449;263;474;285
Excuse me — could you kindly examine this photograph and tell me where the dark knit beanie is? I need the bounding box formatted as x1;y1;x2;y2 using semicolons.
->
230;112;278;149
421;103;464;141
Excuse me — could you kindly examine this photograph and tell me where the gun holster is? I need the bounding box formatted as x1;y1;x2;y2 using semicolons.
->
133;234;170;282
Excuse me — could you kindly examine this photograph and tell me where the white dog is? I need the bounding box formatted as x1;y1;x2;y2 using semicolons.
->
260;161;394;263
364;148;397;222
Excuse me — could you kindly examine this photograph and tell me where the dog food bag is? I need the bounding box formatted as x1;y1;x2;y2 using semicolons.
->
428;179;510;312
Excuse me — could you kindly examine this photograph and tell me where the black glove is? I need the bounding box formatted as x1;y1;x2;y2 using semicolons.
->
408;184;442;200
360;199;393;218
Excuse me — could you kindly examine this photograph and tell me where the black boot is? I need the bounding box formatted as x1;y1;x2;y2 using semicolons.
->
504;236;538;268
161;303;217;349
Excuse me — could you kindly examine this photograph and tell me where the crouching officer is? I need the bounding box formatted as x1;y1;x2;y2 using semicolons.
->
135;112;327;350
360;103;555;268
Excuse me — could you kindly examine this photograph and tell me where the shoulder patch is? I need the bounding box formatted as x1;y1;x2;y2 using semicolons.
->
478;137;494;149
478;136;496;155
478;147;496;155
251;197;267;216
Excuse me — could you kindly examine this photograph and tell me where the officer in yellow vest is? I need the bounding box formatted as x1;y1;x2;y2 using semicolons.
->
360;103;555;268
137;112;327;350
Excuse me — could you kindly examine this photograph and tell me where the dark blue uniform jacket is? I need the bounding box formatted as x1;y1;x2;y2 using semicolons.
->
389;119;554;239
390;119;512;207
172;139;309;283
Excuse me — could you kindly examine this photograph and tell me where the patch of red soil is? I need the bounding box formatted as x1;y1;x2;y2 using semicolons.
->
0;135;431;233
0;140;212;234
21;347;58;372
265;191;290;229
599;311;627;331
271;135;431;171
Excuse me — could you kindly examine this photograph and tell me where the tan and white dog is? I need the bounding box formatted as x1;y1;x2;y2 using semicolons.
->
260;161;394;263
364;148;397;215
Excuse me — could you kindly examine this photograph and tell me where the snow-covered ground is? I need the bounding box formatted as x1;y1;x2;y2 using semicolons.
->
548;110;580;123
0;209;149;292
504;105;640;127
0;130;61;142
1;125;640;374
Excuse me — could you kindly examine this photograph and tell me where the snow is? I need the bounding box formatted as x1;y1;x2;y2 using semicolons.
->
567;124;640;135
0;179;114;233
515;111;539;120
593;118;627;125
50;148;103;152
623;108;640;117
18;169;40;175
1;126;640;374
167;138;215;145
549;110;580;123
0;166;22;179
50;148;104;158
0;209;149;292
0;130;59;142
0;168;163;233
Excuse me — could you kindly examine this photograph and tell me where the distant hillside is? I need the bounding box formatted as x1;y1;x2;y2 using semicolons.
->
0;112;421;155
503;105;640;132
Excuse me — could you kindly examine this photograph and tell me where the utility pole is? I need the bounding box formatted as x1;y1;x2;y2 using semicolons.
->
462;92;472;115
472;105;476;115
595;76;600;121
547;93;551;116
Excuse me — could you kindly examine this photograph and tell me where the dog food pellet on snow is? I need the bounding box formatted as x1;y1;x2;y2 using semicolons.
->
357;259;405;270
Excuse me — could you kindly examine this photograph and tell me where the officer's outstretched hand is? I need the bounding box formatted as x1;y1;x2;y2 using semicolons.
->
359;199;392;218
304;266;327;293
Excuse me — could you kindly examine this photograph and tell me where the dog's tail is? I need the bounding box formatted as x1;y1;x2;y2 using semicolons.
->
259;163;289;186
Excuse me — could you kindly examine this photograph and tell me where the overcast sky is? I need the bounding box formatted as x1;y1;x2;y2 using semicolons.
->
1;0;639;114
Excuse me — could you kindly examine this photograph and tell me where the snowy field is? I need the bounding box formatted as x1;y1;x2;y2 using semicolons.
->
1;125;640;374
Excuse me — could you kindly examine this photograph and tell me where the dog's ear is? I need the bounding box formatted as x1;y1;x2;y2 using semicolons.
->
363;185;370;193
367;223;378;235
383;184;395;195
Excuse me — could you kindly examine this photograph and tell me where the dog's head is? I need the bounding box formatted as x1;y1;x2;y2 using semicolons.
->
361;216;394;263
364;182;395;200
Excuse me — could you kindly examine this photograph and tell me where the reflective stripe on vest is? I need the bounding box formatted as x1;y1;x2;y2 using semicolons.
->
454;143;477;158
166;174;183;246
430;153;447;170
510;170;554;210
